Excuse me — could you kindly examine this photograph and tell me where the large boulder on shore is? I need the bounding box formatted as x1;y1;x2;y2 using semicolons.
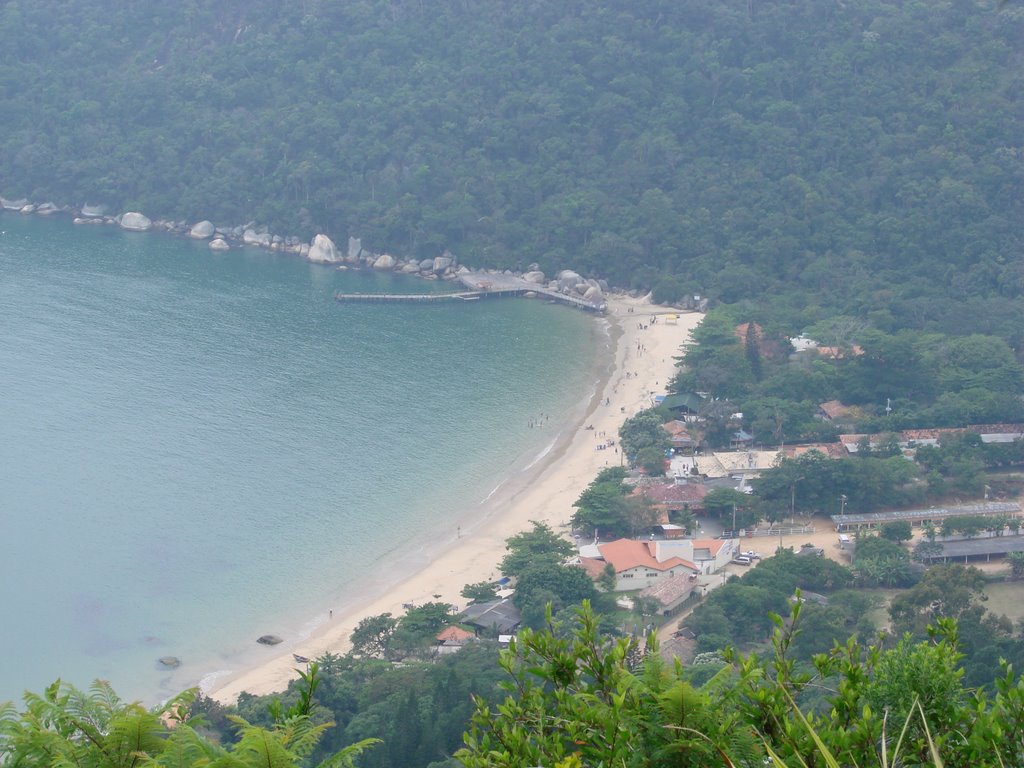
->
209;238;230;251
374;253;396;270
523;270;545;284
119;212;152;231
584;285;604;302
556;270;583;291
308;234;341;263
189;220;215;239
433;255;453;273
80;204;105;218
1;197;28;211
347;236;362;262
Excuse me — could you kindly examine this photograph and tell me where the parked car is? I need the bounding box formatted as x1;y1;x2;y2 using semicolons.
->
731;555;752;566
741;550;761;560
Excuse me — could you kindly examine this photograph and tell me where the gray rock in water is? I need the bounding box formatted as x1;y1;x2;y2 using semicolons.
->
433;255;453;273
119;211;152;231
257;635;283;646
20;204;36;214
190;220;215;239
308;234;341;263
242;228;260;245
158;656;181;668
0;197;29;211
402;262;420;273
419;259;435;271
36;202;58;215
209;238;230;251
374;253;396;270
347;236;362;262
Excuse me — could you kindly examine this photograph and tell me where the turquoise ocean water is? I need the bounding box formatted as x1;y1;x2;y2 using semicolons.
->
0;215;605;704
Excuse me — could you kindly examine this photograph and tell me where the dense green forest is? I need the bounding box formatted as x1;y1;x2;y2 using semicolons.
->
668;305;1024;438
1;0;1021;339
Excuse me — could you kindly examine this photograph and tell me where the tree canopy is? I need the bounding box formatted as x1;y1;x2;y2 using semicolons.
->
0;0;1018;333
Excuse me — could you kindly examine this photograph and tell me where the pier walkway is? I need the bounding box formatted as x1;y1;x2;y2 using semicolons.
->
334;272;606;312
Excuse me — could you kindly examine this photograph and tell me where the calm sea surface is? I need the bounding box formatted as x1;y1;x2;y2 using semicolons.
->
0;215;605;704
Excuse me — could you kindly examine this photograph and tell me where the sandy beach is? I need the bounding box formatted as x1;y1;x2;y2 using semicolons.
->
207;293;703;702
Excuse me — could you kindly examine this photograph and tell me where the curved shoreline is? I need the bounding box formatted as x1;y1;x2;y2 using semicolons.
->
205;295;702;703
1;207;701;702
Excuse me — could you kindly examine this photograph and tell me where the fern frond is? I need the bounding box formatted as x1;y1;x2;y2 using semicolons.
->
232;720;297;768
314;737;382;768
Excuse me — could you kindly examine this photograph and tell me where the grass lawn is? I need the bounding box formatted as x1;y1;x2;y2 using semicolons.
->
981;581;1024;623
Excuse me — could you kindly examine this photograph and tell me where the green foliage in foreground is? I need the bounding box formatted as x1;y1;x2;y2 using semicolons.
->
0;671;380;768
9;595;1024;767
217;645;507;768
459;602;1024;767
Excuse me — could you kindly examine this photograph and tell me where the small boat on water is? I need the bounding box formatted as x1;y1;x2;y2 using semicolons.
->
293;654;311;664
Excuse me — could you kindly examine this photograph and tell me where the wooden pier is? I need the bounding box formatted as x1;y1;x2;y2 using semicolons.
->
334;285;605;312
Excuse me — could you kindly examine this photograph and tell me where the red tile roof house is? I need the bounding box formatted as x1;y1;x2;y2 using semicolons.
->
631;481;710;521
817;400;865;423
586;538;737;591
435;625;476;655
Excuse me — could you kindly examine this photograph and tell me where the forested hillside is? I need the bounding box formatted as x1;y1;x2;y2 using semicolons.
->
1;0;1021;337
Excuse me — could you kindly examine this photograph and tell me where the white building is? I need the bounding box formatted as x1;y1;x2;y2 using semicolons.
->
578;538;738;591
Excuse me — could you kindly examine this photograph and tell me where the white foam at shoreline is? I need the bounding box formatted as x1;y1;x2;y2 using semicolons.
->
523;439;557;471
481;479;506;504
199;669;234;696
